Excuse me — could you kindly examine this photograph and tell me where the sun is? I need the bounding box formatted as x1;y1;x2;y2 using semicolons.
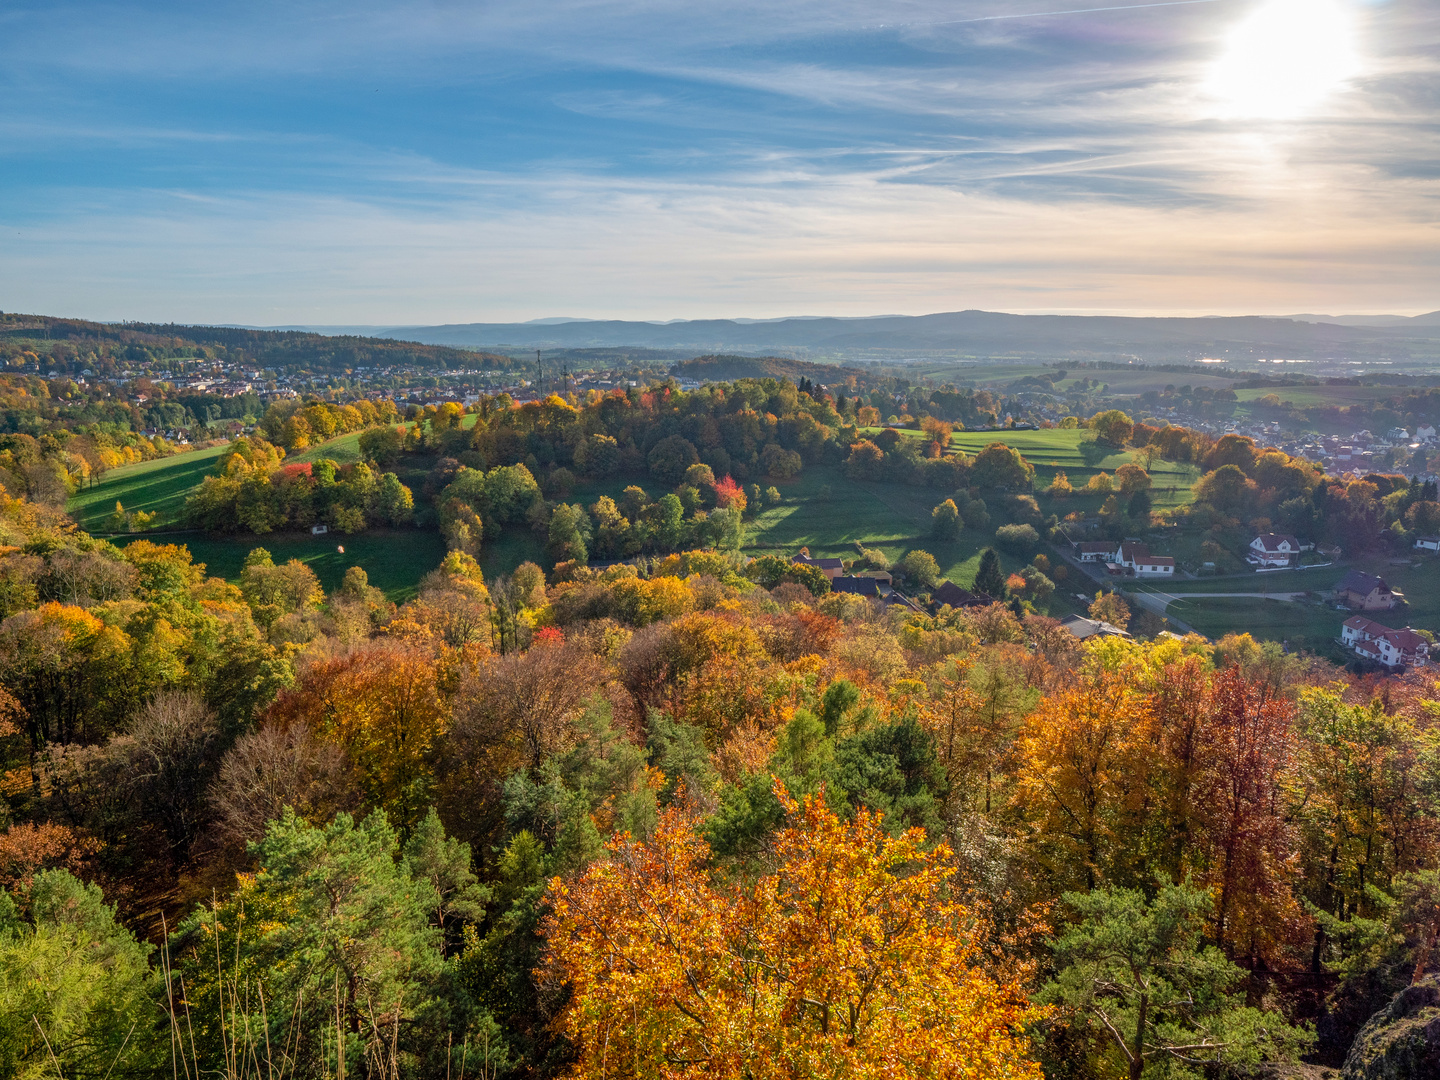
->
1205;0;1360;120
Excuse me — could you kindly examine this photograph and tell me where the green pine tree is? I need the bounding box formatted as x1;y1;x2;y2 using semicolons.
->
973;546;1007;598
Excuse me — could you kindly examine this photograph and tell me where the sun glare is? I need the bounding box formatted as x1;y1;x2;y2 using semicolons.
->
1206;0;1360;120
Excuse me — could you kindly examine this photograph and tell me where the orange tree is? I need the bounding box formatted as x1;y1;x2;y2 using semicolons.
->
545;786;1044;1080
268;641;446;829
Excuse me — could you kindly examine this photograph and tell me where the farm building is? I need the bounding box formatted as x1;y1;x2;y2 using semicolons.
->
792;550;844;580
931;581;997;610
1074;540;1119;563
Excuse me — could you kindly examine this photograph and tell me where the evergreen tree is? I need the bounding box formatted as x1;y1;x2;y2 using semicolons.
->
974;547;1007;598
1041;882;1311;1080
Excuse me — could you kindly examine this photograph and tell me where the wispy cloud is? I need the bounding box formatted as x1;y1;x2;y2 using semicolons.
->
1;0;1436;320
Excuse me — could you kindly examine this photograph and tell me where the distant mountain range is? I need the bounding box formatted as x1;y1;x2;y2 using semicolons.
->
1286;312;1440;328
259;309;1440;365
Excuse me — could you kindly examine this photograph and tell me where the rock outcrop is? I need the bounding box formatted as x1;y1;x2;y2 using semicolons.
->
1341;977;1440;1080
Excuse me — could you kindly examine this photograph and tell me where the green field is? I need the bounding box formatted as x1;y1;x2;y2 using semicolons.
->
1162;596;1348;656
867;426;1200;510
1133;553;1440;649
67;444;231;532
1233;385;1405;408
65;424;1168;617
109;528;448;602
741;464;1088;618
68;421;447;532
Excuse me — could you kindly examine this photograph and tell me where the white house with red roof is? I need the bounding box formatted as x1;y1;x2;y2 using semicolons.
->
1116;541;1175;577
1248;532;1300;568
1341;615;1430;669
1074;540;1120;563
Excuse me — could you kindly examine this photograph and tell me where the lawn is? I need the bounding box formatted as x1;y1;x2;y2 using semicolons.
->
68;444;231;532
1162;596;1350;658
109;528;448;602
67;420;452;531
867;426;1199;510
1132;552;1440;649
743;464;1089;619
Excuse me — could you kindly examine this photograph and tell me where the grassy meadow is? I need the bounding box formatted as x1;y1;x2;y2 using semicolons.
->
67;444;230;532
1126;552;1440;651
107;528;448;602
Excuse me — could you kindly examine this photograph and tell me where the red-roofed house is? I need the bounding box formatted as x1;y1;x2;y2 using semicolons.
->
1248;533;1300;568
1117;541;1176;578
1075;540;1120;563
1341;616;1430;669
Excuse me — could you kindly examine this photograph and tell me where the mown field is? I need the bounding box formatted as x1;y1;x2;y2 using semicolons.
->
1233;385;1405;408
1127;553;1440;650
68;420;447;531
1163;596;1349;657
108;528;448;602
870;426;1201;510
67;444;231;532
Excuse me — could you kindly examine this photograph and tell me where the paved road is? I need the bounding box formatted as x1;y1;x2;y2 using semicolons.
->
1054;550;1208;635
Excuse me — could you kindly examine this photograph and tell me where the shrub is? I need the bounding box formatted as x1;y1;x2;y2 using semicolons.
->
931;499;961;540
994;523;1039;553
897;550;940;588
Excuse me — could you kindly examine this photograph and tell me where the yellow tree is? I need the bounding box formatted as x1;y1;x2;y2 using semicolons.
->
546;787;1043;1080
1012;669;1156;891
269;642;446;828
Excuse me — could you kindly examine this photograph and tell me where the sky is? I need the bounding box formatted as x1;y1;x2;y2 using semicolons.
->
1;0;1436;324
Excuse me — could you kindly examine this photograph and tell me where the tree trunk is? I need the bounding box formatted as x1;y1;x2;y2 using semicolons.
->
1131;992;1147;1080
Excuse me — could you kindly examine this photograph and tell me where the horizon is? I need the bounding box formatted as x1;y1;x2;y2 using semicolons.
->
3;0;1436;324
18;305;1440;332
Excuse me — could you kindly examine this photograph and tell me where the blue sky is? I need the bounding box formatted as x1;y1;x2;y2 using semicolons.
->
1;0;1435;323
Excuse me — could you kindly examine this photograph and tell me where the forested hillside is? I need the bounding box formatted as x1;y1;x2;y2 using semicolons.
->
0;312;516;374
2;431;1440;1077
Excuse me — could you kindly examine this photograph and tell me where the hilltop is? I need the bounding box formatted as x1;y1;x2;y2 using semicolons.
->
0;313;519;373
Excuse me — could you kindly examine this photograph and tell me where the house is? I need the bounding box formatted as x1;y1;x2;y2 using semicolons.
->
1117;541;1176;577
1341;616;1430;669
1416;536;1440;553
831;576;882;598
792;550;844;580
1059;615;1131;640
1074;540;1120;563
931;581;997;610
1248;533;1300;567
1386;428;1412;444
1333;570;1402;611
1417;424;1437;443
852;569;893;586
